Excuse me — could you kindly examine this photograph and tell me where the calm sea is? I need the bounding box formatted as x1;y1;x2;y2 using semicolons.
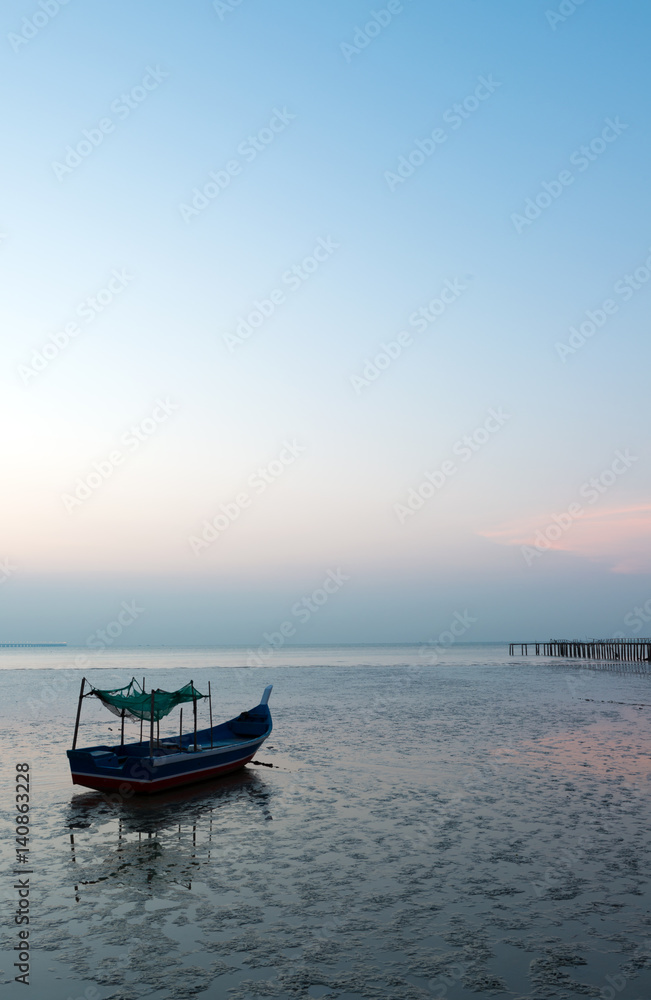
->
1;644;650;999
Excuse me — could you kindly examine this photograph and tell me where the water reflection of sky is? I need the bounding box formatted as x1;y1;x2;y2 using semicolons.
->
66;770;274;897
489;703;651;787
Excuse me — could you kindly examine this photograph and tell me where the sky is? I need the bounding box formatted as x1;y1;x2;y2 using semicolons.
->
2;0;651;645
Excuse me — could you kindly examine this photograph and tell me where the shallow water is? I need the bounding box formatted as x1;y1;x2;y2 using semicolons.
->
1;645;651;999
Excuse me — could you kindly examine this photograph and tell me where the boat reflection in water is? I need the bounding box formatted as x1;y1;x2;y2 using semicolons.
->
67;767;273;899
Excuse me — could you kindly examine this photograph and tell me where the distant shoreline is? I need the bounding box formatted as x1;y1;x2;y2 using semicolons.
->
0;641;506;649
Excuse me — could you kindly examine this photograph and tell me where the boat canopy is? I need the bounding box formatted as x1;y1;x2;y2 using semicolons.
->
87;678;206;722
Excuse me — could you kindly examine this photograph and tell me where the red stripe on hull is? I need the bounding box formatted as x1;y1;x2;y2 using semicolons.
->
71;754;256;795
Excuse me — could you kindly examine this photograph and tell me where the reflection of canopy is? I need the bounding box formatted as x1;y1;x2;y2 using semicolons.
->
88;678;206;722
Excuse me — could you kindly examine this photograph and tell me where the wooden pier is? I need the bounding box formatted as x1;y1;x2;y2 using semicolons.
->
509;638;651;662
0;642;67;647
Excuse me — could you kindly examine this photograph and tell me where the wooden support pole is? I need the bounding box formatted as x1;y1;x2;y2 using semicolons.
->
140;676;145;744
150;690;155;757
180;708;183;748
120;709;125;748
72;677;86;750
209;681;213;748
192;680;197;751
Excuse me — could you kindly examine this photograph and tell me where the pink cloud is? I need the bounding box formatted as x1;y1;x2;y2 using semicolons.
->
479;504;651;573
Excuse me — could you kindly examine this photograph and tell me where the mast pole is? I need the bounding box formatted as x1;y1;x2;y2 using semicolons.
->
72;677;86;750
179;708;183;748
120;709;125;748
192;680;197;751
208;681;213;748
139;676;145;743
149;690;155;757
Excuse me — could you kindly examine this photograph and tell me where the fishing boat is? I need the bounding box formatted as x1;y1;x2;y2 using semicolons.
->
67;677;273;795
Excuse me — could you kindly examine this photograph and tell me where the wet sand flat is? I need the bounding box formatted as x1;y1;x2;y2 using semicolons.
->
1;646;650;999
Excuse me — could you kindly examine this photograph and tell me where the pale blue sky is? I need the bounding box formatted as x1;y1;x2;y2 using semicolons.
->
2;0;650;643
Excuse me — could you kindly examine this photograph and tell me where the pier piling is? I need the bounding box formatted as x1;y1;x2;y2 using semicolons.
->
509;638;651;663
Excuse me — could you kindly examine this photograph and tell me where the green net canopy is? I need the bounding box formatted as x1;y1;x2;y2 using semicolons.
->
88;678;206;722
